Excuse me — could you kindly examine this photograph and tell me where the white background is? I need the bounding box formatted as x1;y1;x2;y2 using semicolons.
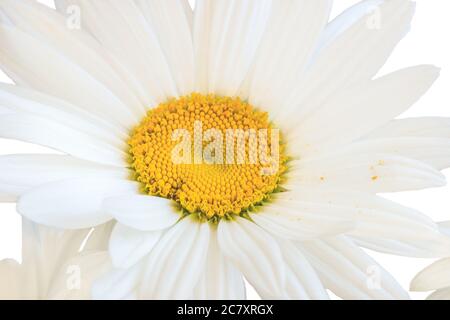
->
0;0;449;300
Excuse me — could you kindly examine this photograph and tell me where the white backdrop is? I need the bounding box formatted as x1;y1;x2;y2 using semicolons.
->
0;0;449;300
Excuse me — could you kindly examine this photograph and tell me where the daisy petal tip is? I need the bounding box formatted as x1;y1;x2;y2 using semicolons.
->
410;257;450;292
423;64;441;79
410;273;429;292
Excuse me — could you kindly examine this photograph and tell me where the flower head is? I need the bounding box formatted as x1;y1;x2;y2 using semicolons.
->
0;0;450;300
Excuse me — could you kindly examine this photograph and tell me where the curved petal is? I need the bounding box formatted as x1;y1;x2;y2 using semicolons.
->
339;137;450;171
299;236;408;300
193;227;246;300
62;0;178;106
0;84;128;144
0;154;127;197
109;223;163;269
139;217;210;299
275;187;446;242
363;117;450;170
427;288;450;300
354;237;450;258
365;117;450;140
279;239;328;300
275;187;449;252
17;178;139;229
0;259;23;299
411;258;450;292
275;0;415;125
0;0;144;119
102;195;180;231
134;0;195;95
0;24;138;128
289;152;446;193
243;0;331;113
314;0;384;55
217;217;285;299
193;0;272;95
0;114;126;167
251;201;355;241
288;65;440;154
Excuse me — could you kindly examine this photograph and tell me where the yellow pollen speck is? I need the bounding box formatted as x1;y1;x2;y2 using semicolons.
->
371;176;379;181
128;93;287;221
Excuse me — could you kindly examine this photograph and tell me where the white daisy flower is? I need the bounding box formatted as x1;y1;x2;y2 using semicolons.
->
411;222;450;300
0;220;113;299
0;0;450;300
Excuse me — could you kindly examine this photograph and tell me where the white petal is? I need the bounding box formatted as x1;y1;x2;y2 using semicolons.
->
0;259;22;299
251;200;355;241
92;261;144;300
274;185;447;244
275;0;415;125
0;154;127;197
109;223;162;269
277;187;447;243
140;218;210;299
289;151;446;193
314;0;384;55
102;195;180;231
288;65;440;154
365;117;450;140
300;236;408;300
217;217;285;299
411;258;450;292
0;84;128;145
0;113;126;167
427;288;450;300
349;202;446;242
244;0;331;112
193;0;271;95
273;184;440;241
134;0;195;95
65;0;178;106
339;137;450;170
0;24;138;128
354;237;450;258
363;117;450;170
0;0;144;120
17;178;139;229
279;239;328;300
194;227;246;300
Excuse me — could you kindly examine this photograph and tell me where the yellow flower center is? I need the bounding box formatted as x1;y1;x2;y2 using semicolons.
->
128;93;287;221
